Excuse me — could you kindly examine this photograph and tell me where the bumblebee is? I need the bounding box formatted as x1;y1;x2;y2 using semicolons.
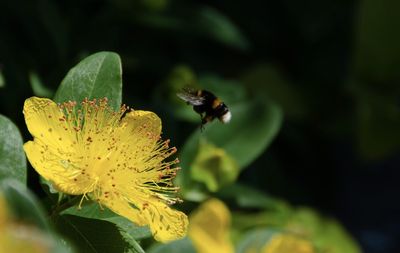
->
177;88;231;129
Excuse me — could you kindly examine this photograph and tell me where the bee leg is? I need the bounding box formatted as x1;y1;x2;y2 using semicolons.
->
200;115;206;132
200;123;205;132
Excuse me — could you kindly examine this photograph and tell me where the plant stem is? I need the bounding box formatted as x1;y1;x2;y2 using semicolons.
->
51;196;81;219
130;239;146;253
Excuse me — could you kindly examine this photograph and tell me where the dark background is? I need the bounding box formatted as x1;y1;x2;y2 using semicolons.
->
1;1;399;252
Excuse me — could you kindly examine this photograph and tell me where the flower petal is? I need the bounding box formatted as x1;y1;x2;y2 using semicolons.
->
23;97;75;148
120;110;161;136
261;234;315;253
86;109;165;182
141;199;188;242
117;110;162;155
23;97;94;195
97;109;167;177
188;199;234;253
99;191;188;242
24;141;93;195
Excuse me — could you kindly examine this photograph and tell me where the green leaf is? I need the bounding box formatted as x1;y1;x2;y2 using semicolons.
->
141;0;168;12
240;64;307;119
315;218;361;253
0;114;26;184
135;13;183;31
286;208;362;253
134;6;249;50
29;71;54;98
354;0;400;84
147;237;196;253
54;52;122;110
62;202;152;241
217;184;288;211
0;68;5;88
196;6;250;50
0;179;74;253
233;203;361;253
56;214;145;253
232;211;284;232
0;179;51;232
236;229;277;253
353;86;400;159
351;0;400;159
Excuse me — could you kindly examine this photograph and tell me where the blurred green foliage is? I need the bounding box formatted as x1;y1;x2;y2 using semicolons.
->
0;115;26;184
352;0;400;160
0;179;71;253
29;72;54;98
62;202;152;241
190;139;239;192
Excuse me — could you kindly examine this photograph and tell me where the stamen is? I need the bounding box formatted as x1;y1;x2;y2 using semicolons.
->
78;194;89;209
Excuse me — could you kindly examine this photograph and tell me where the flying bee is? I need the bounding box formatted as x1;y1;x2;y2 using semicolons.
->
177;88;231;130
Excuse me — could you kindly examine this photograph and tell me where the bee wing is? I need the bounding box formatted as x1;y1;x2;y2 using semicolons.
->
176;90;205;106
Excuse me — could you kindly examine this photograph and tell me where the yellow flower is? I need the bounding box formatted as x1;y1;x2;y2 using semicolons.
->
191;139;239;192
23;97;188;242
188;198;234;253
261;234;315;253
0;194;52;253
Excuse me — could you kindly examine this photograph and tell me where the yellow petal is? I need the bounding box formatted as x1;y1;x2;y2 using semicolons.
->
189;199;234;253
23;97;98;195
24;141;93;195
191;140;239;192
261;234;315;253
140;198;188;242
98;190;188;242
0;225;52;253
116;110;162;158
120;110;161;136
23;97;76;148
96;110;187;242
0;194;8;225
88;109;164;177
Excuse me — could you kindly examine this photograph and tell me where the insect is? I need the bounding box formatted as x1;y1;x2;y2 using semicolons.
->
177;88;231;130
